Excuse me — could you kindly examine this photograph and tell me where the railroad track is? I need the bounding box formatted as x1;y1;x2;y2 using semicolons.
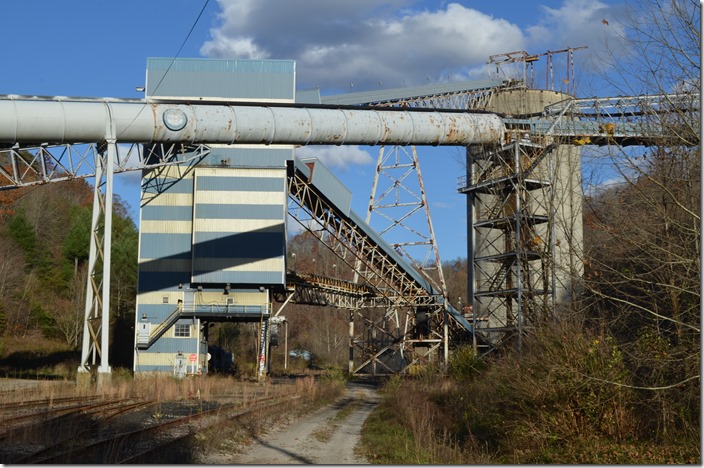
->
0;396;123;432
6;399;158;464
0;394;104;412
107;394;303;464
0;385;305;463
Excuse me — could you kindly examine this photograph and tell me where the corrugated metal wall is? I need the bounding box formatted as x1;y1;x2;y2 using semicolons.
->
134;58;295;373
146;57;295;102
138;165;194;292
191;166;287;285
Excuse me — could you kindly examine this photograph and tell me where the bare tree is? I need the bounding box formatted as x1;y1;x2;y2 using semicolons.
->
581;0;700;437
0;237;24;299
53;263;87;348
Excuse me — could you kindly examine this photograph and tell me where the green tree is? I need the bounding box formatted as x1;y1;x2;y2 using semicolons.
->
63;205;92;263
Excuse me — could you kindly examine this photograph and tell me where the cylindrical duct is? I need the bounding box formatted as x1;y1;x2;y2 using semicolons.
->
0;96;504;146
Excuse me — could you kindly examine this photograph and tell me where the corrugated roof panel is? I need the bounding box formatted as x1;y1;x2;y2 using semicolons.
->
296;88;321;104
297;157;352;216
320;79;504;105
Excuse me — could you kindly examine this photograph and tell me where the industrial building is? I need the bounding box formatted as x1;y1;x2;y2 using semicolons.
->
0;51;684;381
133;58;296;374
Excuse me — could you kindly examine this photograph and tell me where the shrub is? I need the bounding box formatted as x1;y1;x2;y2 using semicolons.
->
448;345;484;381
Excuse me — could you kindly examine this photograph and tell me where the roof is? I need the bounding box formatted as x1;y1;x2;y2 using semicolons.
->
320;79;505;105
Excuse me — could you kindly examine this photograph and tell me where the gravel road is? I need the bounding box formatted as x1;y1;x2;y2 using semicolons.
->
228;381;380;464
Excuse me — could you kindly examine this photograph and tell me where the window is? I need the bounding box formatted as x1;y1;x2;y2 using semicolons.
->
174;324;191;338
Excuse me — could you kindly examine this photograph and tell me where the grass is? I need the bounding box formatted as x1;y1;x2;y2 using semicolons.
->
358;321;700;464
189;371;347;461
0;367;348;463
360;403;421;464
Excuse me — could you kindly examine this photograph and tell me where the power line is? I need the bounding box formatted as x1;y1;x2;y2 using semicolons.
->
118;0;211;139
149;0;212;97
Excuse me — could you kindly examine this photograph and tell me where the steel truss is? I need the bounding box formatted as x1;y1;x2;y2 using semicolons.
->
459;140;556;351
287;166;447;375
343;81;511;364
369;86;499;110
505;92;701;147
0;142;212;189
0;142;210;380
274;272;376;310
363;145;447;295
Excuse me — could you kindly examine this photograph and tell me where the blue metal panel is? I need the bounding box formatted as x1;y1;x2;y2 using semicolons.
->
191;270;284;285
203;147;293;168
142;205;193;221
137;304;181;322
145;337;199;354
195;176;285;192
138;270;191;292
139;233;192;259
141;177;193;194
194;203;284;220
146;57;295;100
193;231;284;259
133;364;171;372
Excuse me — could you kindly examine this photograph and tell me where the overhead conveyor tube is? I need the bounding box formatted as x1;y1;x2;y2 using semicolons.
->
0;96;504;146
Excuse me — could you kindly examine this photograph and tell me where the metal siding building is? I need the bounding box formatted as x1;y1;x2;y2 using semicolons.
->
191;166;287;286
134;58;295;374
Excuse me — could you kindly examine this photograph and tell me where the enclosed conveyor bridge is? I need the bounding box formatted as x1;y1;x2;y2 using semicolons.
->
287;157;488;372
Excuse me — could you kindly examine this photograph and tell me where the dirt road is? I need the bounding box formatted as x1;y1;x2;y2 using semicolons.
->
230;381;380;464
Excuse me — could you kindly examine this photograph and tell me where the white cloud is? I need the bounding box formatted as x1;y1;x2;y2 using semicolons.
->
528;0;628;73
201;32;270;59
200;1;526;91
200;0;633;96
295;145;374;171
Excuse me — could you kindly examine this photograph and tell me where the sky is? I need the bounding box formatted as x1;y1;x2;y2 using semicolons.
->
0;0;633;261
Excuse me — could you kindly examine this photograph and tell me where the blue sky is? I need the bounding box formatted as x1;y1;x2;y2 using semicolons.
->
0;0;631;261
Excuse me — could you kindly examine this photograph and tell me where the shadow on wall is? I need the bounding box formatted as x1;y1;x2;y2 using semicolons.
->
138;224;286;292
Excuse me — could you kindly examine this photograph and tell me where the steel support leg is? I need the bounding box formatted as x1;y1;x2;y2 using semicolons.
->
78;138;115;380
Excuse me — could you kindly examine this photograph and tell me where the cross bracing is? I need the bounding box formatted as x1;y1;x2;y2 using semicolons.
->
320;79;508;108
286;158;485;373
275;272;377;310
459;140;557;350
0;86;698;376
507;92;700;147
0;142;211;190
